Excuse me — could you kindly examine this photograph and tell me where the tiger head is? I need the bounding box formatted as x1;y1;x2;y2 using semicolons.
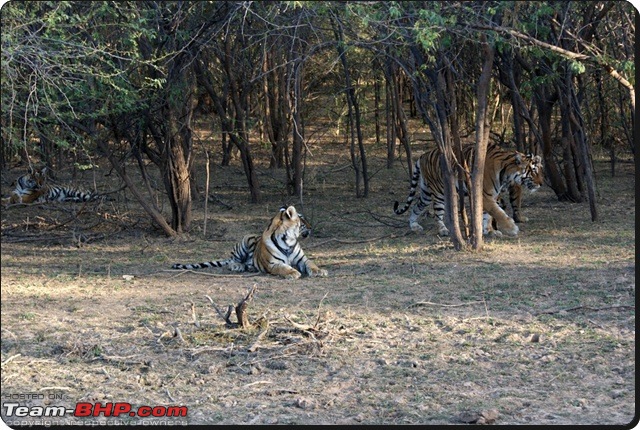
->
280;206;311;239
520;154;544;192
261;206;306;250
15;166;48;191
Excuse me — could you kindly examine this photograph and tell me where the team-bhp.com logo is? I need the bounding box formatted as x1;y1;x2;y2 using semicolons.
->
3;401;188;420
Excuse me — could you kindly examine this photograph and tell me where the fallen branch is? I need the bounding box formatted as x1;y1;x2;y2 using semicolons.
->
408;300;485;308
1;354;22;367
205;284;258;328
93;354;147;366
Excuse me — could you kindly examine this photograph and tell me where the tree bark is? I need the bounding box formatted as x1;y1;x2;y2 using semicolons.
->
470;35;494;250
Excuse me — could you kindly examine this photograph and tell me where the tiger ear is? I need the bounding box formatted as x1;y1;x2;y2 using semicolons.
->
284;206;298;220
515;153;523;165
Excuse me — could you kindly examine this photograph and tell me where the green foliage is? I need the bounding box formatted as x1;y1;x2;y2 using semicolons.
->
569;60;586;75
0;0;633;182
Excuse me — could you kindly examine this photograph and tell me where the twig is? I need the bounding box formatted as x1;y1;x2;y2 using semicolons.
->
174;326;185;343
156;330;174;343
93;354;147;365
165;388;176;403
1;354;22;367
284;315;314;331
534;305;635;316
314;292;329;329
189;346;229;356
247;321;270;353
408;300;485;308
242;380;272;389
190;302;200;328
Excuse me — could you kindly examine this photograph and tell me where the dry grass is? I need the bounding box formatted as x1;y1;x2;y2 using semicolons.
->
1;139;635;425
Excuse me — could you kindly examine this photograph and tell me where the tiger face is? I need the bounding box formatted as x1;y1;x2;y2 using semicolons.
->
520;154;544;192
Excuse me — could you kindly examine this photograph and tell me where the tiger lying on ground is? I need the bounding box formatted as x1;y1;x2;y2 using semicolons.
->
172;205;328;279
393;143;543;237
1;167;48;205
2;167;110;206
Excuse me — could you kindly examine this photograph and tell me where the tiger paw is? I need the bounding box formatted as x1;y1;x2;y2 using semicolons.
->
409;222;424;232
284;270;302;280
313;268;328;277
437;227;450;236
498;220;519;236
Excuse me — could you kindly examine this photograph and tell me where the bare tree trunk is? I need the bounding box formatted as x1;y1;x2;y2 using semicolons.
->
536;85;569;200
445;62;469;239
98;127;176;237
291;59;305;198
565;70;598;221
470;35;494;250
334;18;368;197
434;67;465;250
195;53;260;203
385;59;411;174
385;62;397;169
373;60;382;147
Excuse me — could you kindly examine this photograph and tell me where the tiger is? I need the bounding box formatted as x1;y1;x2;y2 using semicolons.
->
172;205;328;279
393;143;543;237
1;167;48;205
497;157;545;224
2;167;109;206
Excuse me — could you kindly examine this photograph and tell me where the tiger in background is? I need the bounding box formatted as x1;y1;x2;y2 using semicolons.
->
497;162;545;224
393;143;543;237
172;205;327;279
2;166;110;206
1;166;48;205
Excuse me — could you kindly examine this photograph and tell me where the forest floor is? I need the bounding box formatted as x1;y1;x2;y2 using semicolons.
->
0;137;636;426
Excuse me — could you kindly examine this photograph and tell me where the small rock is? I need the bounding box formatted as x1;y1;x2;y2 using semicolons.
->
611;390;625;399
294;397;315;410
458;409;499;424
530;333;540;342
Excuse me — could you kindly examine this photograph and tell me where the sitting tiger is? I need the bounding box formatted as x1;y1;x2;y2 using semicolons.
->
393;143;543;237
172;205;328;279
2;167;109;206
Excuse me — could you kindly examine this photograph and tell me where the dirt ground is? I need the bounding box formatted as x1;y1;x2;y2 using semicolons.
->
0;139;636;426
